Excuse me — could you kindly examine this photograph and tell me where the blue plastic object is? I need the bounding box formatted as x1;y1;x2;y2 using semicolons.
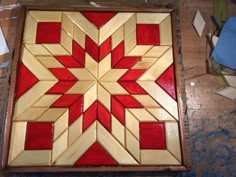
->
212;16;236;69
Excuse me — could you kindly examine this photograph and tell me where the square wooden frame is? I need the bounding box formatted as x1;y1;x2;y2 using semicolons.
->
1;6;189;172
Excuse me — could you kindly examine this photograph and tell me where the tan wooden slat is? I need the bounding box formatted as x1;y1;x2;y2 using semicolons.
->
126;129;140;162
68;115;83;146
136;13;169;24
25;44;52;56
29;11;62;22
53;110;68;141
23;13;37;44
112;116;125;146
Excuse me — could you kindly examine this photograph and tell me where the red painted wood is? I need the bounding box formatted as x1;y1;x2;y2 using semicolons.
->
81;12;117;29
46;81;76;94
113;95;143;108
24;122;53;150
36;22;61;44
85;35;99;62
55;56;83;68
118;81;147;94
111;41;124;67
50;94;81;108
155;65;176;100
118;69;146;81
99;37;111;61
136;24;160;45
72;40;85;67
49;68;78;81
114;57;140;69
97;102;111;132
140;122;166;149
15;62;39;100
74;142;117;166
69;95;83;126
111;97;125;125
83;101;97;132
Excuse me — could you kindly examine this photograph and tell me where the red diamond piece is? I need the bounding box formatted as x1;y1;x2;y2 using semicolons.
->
98;102;111;132
72;40;85;67
49;68;78;81
55;56;83;68
46;81;76;94
83;101;97;132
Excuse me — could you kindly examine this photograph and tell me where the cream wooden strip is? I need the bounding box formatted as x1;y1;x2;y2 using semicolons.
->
144;46;170;58
13;81;57;119
99;69;128;81
8;122;27;164
69;68;96;81
124;29;136;55
68;115;83;146
136;13;169;24
16;107;48;121
64;12;98;44
43;44;70;55
73;24;86;48
52;130;68;163
125;110;139;140
23;13;37;44
132;95;160;108
112;26;123;50
85;53;98;78
112;116;125;146
128;108;157;122
98;53;111;79
66;81;95;94
22;47;57;80
36;108;67;122
126;129;140;162
53;110;68;141
138;47;173;81
99;13;134;45
147;108;176;121
160;15;172;45
127;45;152;56
25;44;52;56
37;56;64;68
97;122;138;165
132;57;159;69
62;13;73;38
29;11;62;22
124;14;136;38
10;150;51;166
141;150;180;165
55;122;96;165
137;81;178;119
97;83;111;111
61;30;72;55
33;95;61;107
99;82;128;95
83;83;97;111
165;122;182;161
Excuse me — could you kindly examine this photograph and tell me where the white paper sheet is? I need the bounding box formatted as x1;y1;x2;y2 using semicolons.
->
0;26;9;55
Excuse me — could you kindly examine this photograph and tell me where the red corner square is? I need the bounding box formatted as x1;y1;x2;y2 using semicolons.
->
25;122;54;150
36;22;61;44
140;122;166;149
136;24;160;45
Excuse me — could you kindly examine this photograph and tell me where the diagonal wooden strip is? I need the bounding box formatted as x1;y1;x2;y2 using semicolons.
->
111;115;125;146
137;13;169;24
138;81;178;119
33;95;61;107
52;130;68;163
138;47;173;81
83;83;97;111
62;13;73;38
61;30;73;54
98;54;111;79
85;53;98;78
124;14;136;38
144;46;170;58
73;24;86;48
165;122;182;161
99;13;134;45
37;56;64;68
21;47;57;80
160;15;172;45
99;69;128;81
15;107;48;121
97;83;111;111
132;95;160;108
36;108;67;122
10;150;52;166
141;150;180;165
124;29;136;55
8;122;27;164
127;45;152;56
13;81;57;119
126;129;140;162
29;11;62;22
97;122;138;165
23;13;37;43
64;12;98;44
128;108;157;122
68;115;83;146
53;110;68;141
25;44;52;56
112;26;123;50
132;57;159;69
147;108;176;121
69;69;96;81
55;122;96;165
99;82;128;95
66;81;95;94
43;44;70;55
125;110;139;140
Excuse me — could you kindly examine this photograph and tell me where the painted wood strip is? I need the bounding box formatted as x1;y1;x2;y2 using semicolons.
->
97;83;111;111
68;115;83;146
126;129;140;162
147;108;176;121
99;82;128;95
73;23;86;48
99;69;128;81
69;69;96;81
37;56;64;68
36;108;68;122
53;110;68;141
66;81;95;94
127;45;152;56
112;26;124;50
62;13;73;38
29;11;62;22
61;30;73;54
124;14;136;38
132;57;159;69
136;13;169;24
125;110;140;140
132;95;160;108
111;116;125;146
128;108;157;122
98;53;111;79
15;107;48;121
43;44;70;55
25;44;52;56
160;15;172;45
83;83;97;111
23;13;37;43
33;95;61;107
124;29;136;55
144;46;170;58
85;53;98;78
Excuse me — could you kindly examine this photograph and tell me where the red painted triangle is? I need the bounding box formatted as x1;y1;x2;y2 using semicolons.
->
15;62;39;100
81;12;117;29
74;142;117;166
155;65;176;100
